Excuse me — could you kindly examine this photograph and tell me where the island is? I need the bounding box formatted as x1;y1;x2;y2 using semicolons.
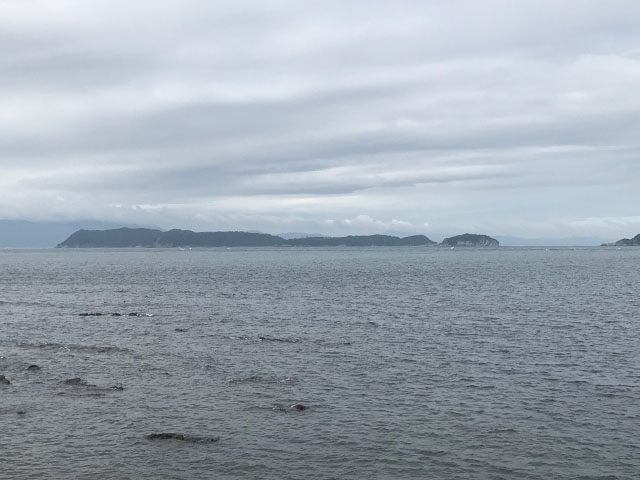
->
441;233;499;247
56;228;438;248
602;233;640;246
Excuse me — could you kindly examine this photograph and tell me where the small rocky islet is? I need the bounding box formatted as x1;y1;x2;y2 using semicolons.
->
441;233;500;247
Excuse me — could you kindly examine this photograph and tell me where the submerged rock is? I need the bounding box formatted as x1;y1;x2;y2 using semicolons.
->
145;433;219;443
27;364;41;371
0;374;10;385
64;377;93;386
63;377;123;391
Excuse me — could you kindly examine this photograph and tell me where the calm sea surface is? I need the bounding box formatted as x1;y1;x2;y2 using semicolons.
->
1;247;639;479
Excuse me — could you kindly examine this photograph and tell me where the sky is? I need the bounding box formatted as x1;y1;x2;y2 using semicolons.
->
1;0;639;241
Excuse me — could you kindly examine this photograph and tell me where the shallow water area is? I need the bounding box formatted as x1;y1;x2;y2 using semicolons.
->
1;247;639;479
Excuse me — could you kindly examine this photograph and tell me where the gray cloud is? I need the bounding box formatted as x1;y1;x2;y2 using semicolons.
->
1;0;639;239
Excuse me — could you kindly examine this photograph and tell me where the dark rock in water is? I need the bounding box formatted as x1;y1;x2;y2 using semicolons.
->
290;403;307;411
17;410;26;415
0;374;10;385
63;377;123;391
27;364;41;371
64;377;90;386
63;377;98;387
145;433;219;443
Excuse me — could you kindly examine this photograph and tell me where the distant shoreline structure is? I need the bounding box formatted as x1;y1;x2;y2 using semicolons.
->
56;228;501;248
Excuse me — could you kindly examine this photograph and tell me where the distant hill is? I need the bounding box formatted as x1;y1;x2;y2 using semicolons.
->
157;229;285;247
441;233;499;247
277;232;325;240
59;228;164;248
287;234;435;247
603;233;640;246
56;228;437;248
58;228;284;248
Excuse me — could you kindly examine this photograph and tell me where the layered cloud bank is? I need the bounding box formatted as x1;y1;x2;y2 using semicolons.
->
1;0;639;238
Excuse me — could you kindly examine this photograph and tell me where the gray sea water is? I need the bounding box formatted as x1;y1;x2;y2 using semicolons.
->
1;247;639;479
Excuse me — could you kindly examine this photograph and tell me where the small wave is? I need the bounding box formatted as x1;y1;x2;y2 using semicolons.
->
466;384;497;390
0;300;54;307
228;374;298;386
258;335;299;343
61;377;125;393
18;342;131;354
313;339;353;347
490;427;517;434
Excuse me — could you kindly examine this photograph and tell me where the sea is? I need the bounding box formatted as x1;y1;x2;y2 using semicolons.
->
1;247;638;479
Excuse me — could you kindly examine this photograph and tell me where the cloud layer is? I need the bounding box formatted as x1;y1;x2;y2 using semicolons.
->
1;0;639;239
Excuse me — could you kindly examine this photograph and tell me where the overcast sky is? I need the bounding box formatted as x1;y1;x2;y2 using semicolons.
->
1;0;639;240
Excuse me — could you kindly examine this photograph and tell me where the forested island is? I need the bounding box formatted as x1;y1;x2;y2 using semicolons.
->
441;233;500;247
57;228;440;248
56;228;501;248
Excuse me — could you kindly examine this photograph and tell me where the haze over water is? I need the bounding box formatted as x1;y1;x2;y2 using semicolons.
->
1;247;639;479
